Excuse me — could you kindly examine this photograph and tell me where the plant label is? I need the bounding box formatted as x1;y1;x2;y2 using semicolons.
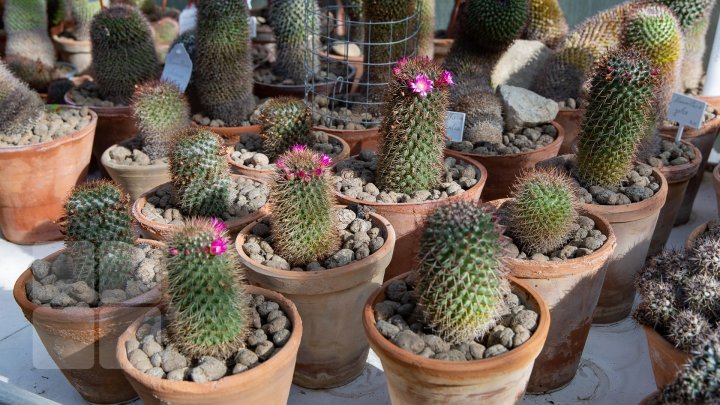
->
446;111;466;142
161;43;193;93
667;93;707;143
249;16;257;38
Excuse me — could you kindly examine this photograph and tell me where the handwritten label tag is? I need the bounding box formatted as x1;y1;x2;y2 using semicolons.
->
161;43;192;93
446;111;466;142
249;16;257;38
668;93;707;129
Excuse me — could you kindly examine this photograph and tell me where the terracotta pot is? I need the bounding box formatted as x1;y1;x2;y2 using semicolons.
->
659;116;720;225
639;392;661;404
0;105;96;244
432;38;454;65
116;285;302;405
132;175;270;240
698;94;720;111
313;126;380;155
685;221;709;250
321;52;364;93
489;200;616;393
363;274;550;404
647;138;703;257
335;152;487;281
52;35;92;73
235;211;396;388
643;325;691;390
254;66;357;99
13;240;164;404
556;108;583;155
192;122;261;145
714;165;720;217
100;142;171;202
226;134;351;182
451;121;564;201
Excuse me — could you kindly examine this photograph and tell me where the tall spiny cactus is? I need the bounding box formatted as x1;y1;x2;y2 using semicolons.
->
657;333;720;404
165;218;250;359
417;0;435;58
269;0;320;83
0;61;44;139
270;146;339;266
259;97;314;161
71;0;102;41
3;0;56;66
414;201;510;344
523;0;568;48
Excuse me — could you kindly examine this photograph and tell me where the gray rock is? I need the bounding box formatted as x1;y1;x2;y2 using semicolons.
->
386;280;407;301
433;349;466;361
235;349;259;367
376;320;400;339
51;253;74;278
232;364;249;374
264;256;290;270
150;353;162;367
325;249;354;268
128;349;152;372
625;186;654;203
160;349;188;372
50;292;76;307
247;329;267;346
255;340;275;361
511;309;539;331
257;301;279;317
469;342;486;360
512;325;532;347
141;340;162;357
251;153;270;166
374;300;399;320
263;316;290;334
582;237;604;250
31;284;59;303
423;334;451;353
498;85;559;132
167;367;188;381
146;366;165;378
484;344;509;358
391;330;426;354
273;329;291;346
125;338;140;353
31;260;51;279
492;40;552;89
191;356;227;382
100;289;127;304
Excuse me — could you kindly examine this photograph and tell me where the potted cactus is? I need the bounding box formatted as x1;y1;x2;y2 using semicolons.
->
101;81;189;201
53;0;101;73
116;218;302;405
363;201;550;403
13;181;165;404
227;97;350;182
333;56;487;281
0;61;97;244
133;127;269;240
235;145;396;388
486;168;617;393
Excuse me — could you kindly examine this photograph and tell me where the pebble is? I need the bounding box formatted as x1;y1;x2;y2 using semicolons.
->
190;356;227;382
391;330;426;354
447;124;557;156
0;107;93;147
230;132;344;170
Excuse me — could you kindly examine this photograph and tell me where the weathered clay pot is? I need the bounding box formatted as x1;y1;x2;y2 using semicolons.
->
52;35;92;73
13;240;164;404
116;286;302;405
100;141;171;201
643;325;691;390
313;126;380;155
659;115;720;225
132;175;269;240
685;221;710;250
452;121;564;201
192;122;261;145
0;105;97;244
363;274;550;404
335;152;487;281
714;165;720;217
432;38;454;65
489;200;616;393
235;211;396;388
647;138;703;257
556;108;583;155
699;94;720;111
226;134;351;182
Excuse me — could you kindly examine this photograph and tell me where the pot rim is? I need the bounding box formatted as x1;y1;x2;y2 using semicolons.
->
655;136;703;183
0;105;98;153
311;125;379;136
51;33;91;47
115;285;303;393
234;208;396;280
660;114;720;137
685;221;711;250
362;274;550;373
64;85;132;116
487;199;617;279
253;64;358;92
101;140;168;172
447;121;565;160
191;121;261;136
333;151;488;207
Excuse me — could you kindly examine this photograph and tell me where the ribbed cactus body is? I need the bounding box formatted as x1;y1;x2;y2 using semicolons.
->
90;5;160;104
524;0;568;48
132;81;191;160
259;98;313;161
165;218;250;359
415;202;509;344
3;0;56;66
195;0;256;125
463;0;529;51
269;0;320;83
659;334;720;403
71;0;102;41
0;61;44;138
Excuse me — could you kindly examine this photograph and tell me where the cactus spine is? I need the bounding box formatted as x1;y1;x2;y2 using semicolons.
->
3;0;57;66
71;0;102;41
414;201;510;344
269;0;320;83
259;97;314;161
523;0;568;48
0;61;44;139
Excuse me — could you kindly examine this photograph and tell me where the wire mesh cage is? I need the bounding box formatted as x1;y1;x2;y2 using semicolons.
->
305;0;420;131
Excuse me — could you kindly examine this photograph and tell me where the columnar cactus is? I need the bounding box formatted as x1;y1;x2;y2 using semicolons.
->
71;0;102;41
375;57;454;194
507;168;580;254
658;334;720;404
576;49;659;188
269;146;339;266
0;61;44;139
414;201;510;344
131;81;191;161
6;55;65;93
523;0;568;48
3;0;56;66
344;0;364;43
269;0;320;83
165;218;250;359
259;98;314;161
169;128;233;217
195;0;256;125
417;0;435;58
90;5;160;104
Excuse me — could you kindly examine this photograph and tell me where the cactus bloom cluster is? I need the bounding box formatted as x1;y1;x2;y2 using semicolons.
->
276;144;333;181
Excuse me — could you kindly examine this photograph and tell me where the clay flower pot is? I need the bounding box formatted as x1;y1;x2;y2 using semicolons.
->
489;200;617;393
100;142;171;202
432;38;454;66
226;134;351;183
647;138;703;257
643;325;691;390
714;165;720;217
116;285;303;405
253;65;357;99
556;108;583;155
52;35;92;73
685;221;710;249
13;240;164;404
335;152;487;281
0;105;97;244
452;121;564;201
363;274;550;404
192;122;262;145
659;115;720;225
698;94;720;111
132;175;270;240
313;125;380;155
235;211;396;389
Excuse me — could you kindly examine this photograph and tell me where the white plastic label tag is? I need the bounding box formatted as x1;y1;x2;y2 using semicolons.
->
667;93;707;143
249;16;257;38
161;43;193;93
446;111;466;142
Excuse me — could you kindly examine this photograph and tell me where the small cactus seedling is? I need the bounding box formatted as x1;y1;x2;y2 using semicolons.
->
3;0;56;66
414;201;510;344
165;218;251;359
71;0;102;41
259;98;314;161
0;61;44;138
269;0;320;83
523;0;568;48
658;333;720;404
270;145;339;266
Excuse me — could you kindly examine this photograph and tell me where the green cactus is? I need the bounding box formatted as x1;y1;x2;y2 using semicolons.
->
269;0;320;83
153;17;179;46
523;0;568;48
0;61;44;139
195;0;256;125
71;0;102;41
507;168;580;254
689;235;720;279
3;0;56;66
169;128;233;217
375;57;452;194
576;49;659;188
165;218;250;359
658;333;720;404
417;0;434;58
414;201;510;344
131;81;191;161
5;55;66;93
63;181;136;292
269;146;339;266
259;97;314;161
669;309;713;351
462;0;529;51
90;5;160;104
452;80;505;144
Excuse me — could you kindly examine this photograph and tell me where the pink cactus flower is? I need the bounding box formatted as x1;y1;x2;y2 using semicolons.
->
210;237;228;255
210;217;226;235
320;154;332;167
169;248;179;256
408;73;434;97
438;70;455;87
291;144;307;152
